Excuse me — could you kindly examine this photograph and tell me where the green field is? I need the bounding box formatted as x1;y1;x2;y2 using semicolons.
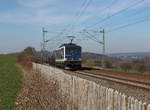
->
0;55;22;110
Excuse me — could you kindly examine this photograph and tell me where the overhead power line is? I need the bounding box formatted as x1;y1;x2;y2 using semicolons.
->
107;15;150;33
105;0;118;17
80;28;106;55
61;0;89;35
126;5;150;17
86;0;145;29
100;3;150;29
77;0;118;32
80;31;99;43
68;0;93;34
84;30;100;41
73;0;90;21
54;0;91;42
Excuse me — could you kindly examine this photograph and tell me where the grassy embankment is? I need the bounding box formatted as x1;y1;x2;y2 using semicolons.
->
0;55;22;110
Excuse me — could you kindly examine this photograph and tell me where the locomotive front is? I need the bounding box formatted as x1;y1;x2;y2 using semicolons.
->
55;43;82;69
65;44;82;68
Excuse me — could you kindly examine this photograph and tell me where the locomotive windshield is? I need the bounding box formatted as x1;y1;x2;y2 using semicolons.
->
66;46;81;56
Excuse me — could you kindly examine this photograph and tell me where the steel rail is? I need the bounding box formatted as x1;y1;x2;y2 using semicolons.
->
75;71;150;90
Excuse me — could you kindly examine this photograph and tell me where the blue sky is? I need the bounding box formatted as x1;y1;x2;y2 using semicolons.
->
0;0;150;54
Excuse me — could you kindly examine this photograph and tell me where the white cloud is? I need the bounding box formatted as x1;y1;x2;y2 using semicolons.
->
0;10;74;25
18;0;58;8
0;0;92;26
0;0;149;26
0;0;74;25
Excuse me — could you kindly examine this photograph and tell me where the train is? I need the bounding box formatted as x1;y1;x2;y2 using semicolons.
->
47;43;82;69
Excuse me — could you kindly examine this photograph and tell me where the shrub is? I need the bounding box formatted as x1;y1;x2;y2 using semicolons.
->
102;59;113;68
82;60;96;67
119;62;132;72
135;64;146;73
17;47;36;68
94;60;102;66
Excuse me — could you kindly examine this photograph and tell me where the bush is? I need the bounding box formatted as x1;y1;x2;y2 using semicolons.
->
94;60;102;66
102;59;113;68
17;53;33;68
119;62;132;72
23;46;36;56
135;64;146;73
17;47;36;68
82;60;96;67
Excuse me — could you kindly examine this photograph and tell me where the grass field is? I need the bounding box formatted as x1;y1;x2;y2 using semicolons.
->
0;55;22;110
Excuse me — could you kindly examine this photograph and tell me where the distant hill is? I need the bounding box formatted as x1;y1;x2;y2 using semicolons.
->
82;52;105;60
109;52;150;57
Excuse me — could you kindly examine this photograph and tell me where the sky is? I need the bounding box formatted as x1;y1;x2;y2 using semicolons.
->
0;0;150;54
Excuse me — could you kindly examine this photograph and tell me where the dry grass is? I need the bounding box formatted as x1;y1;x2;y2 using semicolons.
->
15;49;78;110
13;66;72;110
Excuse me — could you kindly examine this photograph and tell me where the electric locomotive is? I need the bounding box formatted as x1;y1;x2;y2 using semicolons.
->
54;43;82;69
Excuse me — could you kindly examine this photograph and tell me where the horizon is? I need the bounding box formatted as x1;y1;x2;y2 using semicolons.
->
3;49;150;55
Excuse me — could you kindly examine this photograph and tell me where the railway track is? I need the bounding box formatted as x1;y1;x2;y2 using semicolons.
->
41;63;150;90
74;70;150;90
